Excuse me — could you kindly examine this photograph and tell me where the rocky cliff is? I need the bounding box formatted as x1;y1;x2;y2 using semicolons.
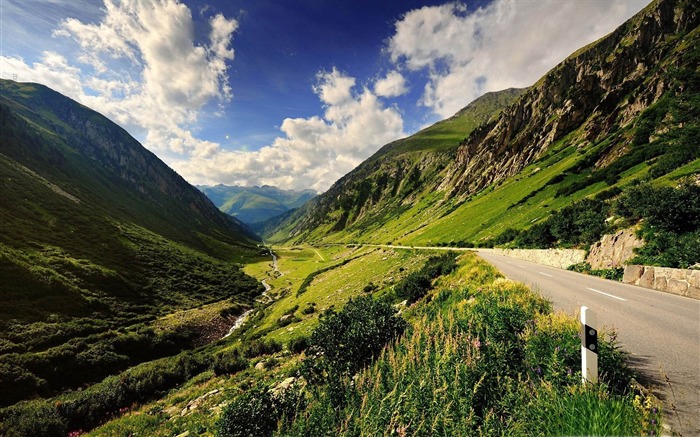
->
268;0;698;246
440;0;697;198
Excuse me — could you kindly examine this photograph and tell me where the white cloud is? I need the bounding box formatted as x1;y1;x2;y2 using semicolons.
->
171;69;405;192
1;0;237;160
388;0;649;118
374;70;408;98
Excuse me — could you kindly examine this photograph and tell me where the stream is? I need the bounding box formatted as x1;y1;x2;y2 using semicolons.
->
222;247;280;338
222;309;254;338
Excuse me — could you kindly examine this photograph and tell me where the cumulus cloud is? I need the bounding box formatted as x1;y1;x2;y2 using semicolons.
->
374;70;408;98
2;0;236;160
171;68;405;192
388;0;648;118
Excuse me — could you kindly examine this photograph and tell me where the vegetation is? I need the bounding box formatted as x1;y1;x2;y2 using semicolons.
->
0;80;262;413
393;252;459;304
615;183;700;268
215;253;660;436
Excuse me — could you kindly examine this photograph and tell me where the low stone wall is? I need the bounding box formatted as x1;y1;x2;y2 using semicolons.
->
491;248;586;269
623;265;700;299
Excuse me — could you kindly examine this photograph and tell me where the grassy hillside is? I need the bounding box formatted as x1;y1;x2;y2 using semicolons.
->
0;80;263;407
262;88;526;243
266;0;699;270
49;251;660;437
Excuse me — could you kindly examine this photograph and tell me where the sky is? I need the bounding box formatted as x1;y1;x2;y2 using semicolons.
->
1;0;650;192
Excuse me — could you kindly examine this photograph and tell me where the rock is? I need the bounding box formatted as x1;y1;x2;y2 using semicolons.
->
623;265;643;284
255;361;266;370
654;275;668;291
175;432;190;437
667;279;689;295
180;389;221;416
272;377;297;395
587;227;644;270
639;267;655;289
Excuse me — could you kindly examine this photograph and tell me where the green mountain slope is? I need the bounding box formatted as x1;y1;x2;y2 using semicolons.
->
263;87;526;242
198;184;316;224
266;0;699;253
0;80;263;405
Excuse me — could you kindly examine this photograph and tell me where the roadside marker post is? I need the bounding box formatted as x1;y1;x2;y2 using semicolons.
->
581;306;598;384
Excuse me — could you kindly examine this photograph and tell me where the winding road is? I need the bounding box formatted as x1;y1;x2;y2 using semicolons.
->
477;250;700;436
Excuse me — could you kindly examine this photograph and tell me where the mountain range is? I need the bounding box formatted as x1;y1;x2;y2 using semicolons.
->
197;184;316;225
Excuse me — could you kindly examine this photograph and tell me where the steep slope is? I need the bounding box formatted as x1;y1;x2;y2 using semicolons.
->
264;87;526;241
0;80;263;404
198;184;317;224
268;0;699;247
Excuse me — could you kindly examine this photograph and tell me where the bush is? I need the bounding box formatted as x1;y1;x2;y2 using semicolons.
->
216;386;277;437
212;349;248;376
616;184;700;268
242;339;282;359
515;222;556;248
303;296;406;379
216;383;306;437
289;336;309;354
394;253;458;304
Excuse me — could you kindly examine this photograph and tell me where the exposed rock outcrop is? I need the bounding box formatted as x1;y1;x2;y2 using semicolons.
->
441;0;697;198
587;228;644;269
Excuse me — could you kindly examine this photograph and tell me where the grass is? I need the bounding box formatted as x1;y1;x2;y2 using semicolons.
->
42;248;660;437
248;246;431;344
275;252;660;436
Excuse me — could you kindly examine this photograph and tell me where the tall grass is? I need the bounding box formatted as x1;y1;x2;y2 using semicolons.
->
263;253;660;436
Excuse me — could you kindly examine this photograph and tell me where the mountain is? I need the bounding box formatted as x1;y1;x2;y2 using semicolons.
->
263;87;526;241
0;79;262;405
265;0;699;248
198;184;317;224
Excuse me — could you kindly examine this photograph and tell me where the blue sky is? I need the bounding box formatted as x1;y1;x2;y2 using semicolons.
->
1;0;649;191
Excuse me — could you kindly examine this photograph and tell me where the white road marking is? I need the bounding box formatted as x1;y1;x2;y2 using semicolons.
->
539;272;553;277
586;287;627;301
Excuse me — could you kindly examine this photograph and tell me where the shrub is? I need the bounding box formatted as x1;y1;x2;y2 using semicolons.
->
303;296;406;380
212;349;248;376
216;386;277;437
289;336;309;354
216;383;306;437
515;222;556;248
242;339;282;359
394;253;458;304
616;184;700;268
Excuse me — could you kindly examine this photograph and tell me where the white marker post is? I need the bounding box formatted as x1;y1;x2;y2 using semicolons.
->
581;306;598;384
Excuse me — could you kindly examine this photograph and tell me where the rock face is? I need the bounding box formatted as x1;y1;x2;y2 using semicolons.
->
623;265;700;299
440;0;696;198
587;228;644;269
270;0;699;244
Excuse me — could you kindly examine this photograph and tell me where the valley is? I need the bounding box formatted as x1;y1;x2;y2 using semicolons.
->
1;0;699;435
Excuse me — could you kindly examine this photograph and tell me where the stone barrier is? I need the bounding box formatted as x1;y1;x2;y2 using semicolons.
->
491;248;586;269
623;265;700;299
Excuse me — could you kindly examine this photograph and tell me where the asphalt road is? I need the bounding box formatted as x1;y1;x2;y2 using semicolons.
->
477;250;700;436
